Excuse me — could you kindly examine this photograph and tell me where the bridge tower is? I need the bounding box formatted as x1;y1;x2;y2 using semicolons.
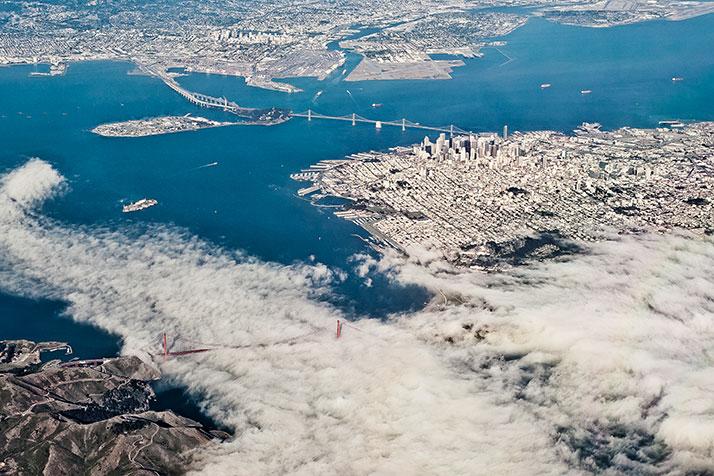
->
352;113;356;126
402;118;406;132
308;109;312;121
450;124;454;138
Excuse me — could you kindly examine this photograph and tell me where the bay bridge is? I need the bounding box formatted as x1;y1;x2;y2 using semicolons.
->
139;63;272;119
290;109;472;135
141;62;471;134
156;70;262;118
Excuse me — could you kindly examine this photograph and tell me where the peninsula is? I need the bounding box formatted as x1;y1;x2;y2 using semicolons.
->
293;122;714;267
0;339;227;474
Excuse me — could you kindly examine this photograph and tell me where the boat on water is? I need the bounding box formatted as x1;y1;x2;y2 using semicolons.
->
580;89;592;95
312;90;323;102
371;103;383;108
658;120;685;128
672;76;684;82
540;83;551;89
122;198;158;213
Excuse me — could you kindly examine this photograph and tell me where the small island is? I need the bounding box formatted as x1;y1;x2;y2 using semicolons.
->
0;339;227;474
92;115;237;137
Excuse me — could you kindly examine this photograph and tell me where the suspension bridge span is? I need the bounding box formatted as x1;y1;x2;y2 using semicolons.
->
139;63;468;133
154;318;380;360
290;109;471;135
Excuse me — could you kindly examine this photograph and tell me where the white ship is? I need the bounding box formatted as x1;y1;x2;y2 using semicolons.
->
658;120;685;128
581;89;592;95
122;198;158;213
540;83;551;89
672;76;684;82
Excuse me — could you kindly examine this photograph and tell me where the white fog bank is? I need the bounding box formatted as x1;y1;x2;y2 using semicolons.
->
1;160;712;475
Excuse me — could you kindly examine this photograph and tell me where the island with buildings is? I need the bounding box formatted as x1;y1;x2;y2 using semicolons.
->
92;115;237;137
0;339;227;474
293;122;714;267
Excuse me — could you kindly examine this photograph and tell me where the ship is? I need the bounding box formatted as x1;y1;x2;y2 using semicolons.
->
671;77;684;82
371;103;383;108
658;120;685;128
540;83;551;89
122;198;158;213
580;89;592;95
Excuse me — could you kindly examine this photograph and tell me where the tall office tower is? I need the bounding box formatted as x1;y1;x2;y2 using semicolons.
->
476;137;487;159
422;135;432;152
436;133;446;156
503;124;508;140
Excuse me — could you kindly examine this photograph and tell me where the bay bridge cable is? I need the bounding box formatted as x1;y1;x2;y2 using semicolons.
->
294;109;470;136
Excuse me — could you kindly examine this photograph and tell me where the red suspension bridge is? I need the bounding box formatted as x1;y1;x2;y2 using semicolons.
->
156;319;374;360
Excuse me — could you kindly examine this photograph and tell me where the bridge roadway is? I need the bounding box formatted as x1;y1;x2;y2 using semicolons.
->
290;110;470;135
139;63;259;117
139;63;468;134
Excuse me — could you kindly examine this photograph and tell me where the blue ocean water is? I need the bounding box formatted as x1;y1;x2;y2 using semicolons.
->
1;14;713;362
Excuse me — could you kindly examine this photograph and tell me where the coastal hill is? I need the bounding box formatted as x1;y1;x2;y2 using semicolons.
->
0;340;227;475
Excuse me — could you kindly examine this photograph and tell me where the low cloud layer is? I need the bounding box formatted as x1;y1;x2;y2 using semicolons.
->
1;159;713;474
370;233;714;473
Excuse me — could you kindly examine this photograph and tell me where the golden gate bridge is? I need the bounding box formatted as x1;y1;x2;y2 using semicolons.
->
154;318;384;360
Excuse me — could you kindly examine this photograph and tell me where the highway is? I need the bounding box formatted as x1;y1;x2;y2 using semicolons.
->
138;62;260;118
141;63;470;134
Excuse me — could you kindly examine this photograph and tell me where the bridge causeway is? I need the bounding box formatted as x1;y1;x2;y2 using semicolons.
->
139;63;259;117
140;63;469;134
